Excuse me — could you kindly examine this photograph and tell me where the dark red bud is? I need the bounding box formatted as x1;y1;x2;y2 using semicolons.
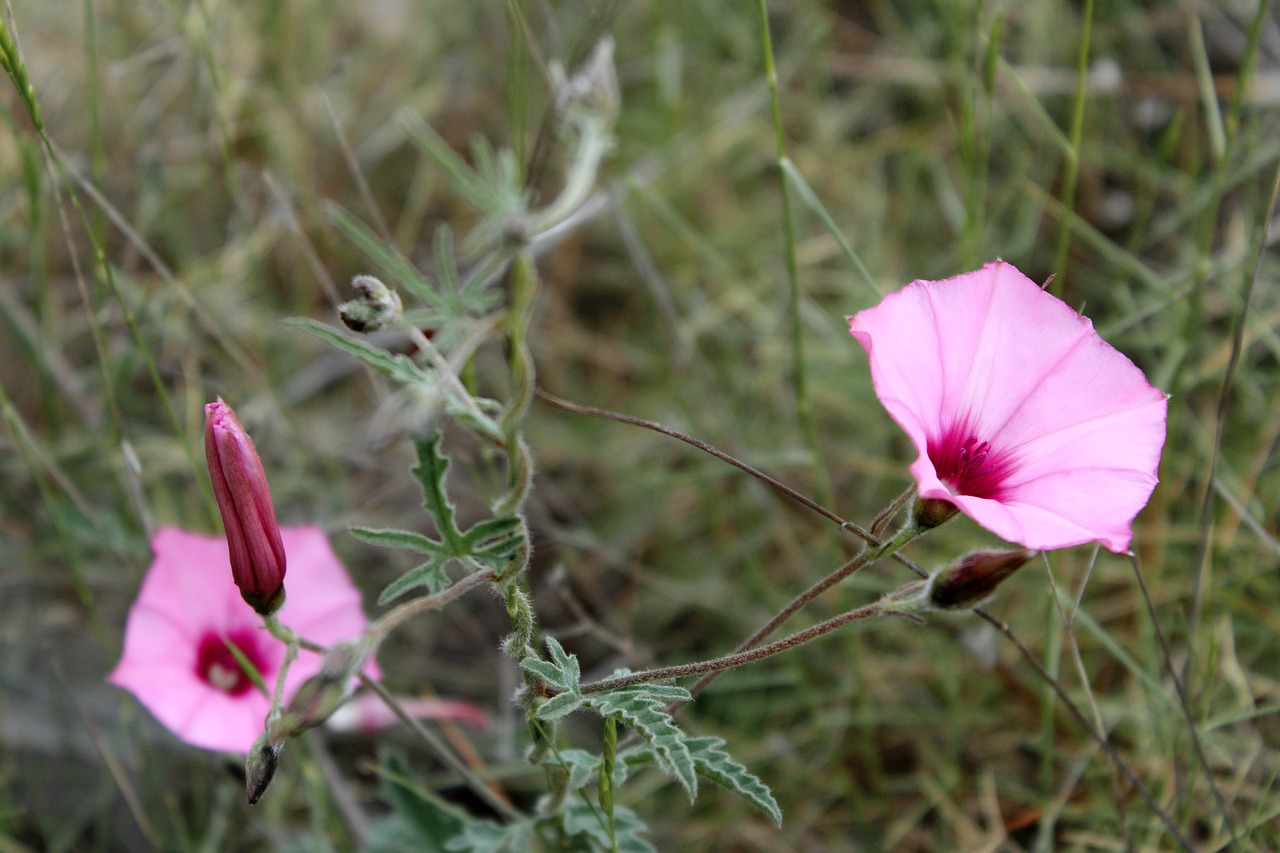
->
205;398;286;615
928;550;1036;610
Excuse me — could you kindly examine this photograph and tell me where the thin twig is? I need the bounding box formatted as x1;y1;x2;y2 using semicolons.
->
581;602;898;694
358;673;524;822
535;389;872;543
535;389;933;583
687;522;922;699
972;607;1194;852
368;567;494;642
1128;552;1238;843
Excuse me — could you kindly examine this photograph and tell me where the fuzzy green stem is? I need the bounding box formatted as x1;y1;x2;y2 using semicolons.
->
367;568;494;644
582;601;898;695
528;120;612;236
601;716;618;852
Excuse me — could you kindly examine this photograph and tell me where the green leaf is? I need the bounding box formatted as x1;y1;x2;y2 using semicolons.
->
442;819;535;853
286;317;423;386
543;637;581;687
584;687;696;802
520;658;575;693
401;114;502;213
686;736;782;827
412;434;466;551
536;692;585;721
351;526;446;556
325;200;444;310
562;804;655;853
462;515;522;547
377;557;452;604
375;752;469;850
542;749;601;790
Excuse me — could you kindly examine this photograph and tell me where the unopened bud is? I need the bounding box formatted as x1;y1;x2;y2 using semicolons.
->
553;36;619;127
927;550;1036;610
245;733;280;805
268;640;372;744
205;398;287;616
338;274;403;333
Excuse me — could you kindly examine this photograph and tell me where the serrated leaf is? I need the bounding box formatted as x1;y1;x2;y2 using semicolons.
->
686;736;782;827
562;804;655;853
442;819;534;853
286;317;423;385
378;558;452;604
536;692;586;721
412;434;466;550
585;688;696;802
520;658;575;692
541;749;601;789
351;526;446;556
634;684;691;704
543;637;581;687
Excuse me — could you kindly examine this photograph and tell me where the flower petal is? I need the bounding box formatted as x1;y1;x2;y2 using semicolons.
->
851;261;1167;552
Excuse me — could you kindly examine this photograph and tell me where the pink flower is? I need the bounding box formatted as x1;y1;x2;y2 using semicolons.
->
109;526;378;753
205;398;287;615
848;261;1167;552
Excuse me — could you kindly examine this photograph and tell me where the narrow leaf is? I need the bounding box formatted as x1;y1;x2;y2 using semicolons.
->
461;515;522;547
351;526;446;556
377;558;452;604
286;318;422;385
412;434;466;550
324;200;443;309
535;692;585;721
687;736;782;827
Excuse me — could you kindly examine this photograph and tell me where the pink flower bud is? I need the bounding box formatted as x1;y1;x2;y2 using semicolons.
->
927;550;1036;610
204;398;287;615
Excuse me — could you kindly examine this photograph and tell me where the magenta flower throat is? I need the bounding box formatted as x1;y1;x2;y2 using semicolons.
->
195;630;267;697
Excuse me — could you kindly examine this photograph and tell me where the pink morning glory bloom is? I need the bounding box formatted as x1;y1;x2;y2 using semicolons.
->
848;261;1168;553
109;526;378;753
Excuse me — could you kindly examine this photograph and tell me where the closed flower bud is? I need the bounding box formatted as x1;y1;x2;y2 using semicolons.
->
927;550;1036;611
338;274;403;333
204;398;287;616
245;733;280;805
268;640;371;744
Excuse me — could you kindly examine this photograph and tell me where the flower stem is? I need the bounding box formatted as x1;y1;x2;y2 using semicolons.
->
535;389;876;544
367;568;494;644
357;671;525;822
581;601;896;695
686;519;922;699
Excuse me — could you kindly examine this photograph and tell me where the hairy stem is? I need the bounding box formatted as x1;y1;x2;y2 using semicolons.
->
687;521;922;699
581;602;896;695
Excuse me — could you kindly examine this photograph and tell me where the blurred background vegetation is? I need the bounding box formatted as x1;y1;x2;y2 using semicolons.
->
1;0;1277;849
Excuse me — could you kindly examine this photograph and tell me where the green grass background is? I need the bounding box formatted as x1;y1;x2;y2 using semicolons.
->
1;0;1277;850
